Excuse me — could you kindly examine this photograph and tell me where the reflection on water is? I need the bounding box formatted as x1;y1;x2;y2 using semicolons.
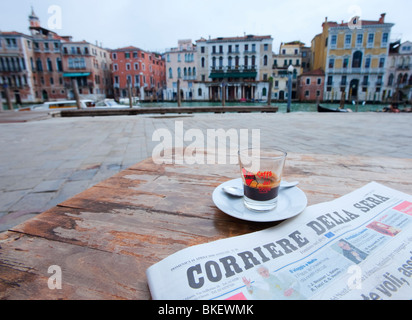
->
138;101;385;113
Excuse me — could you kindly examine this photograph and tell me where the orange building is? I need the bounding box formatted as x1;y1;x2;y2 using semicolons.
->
111;46;165;101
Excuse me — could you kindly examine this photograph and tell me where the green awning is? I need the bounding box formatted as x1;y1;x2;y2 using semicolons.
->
210;72;257;79
63;72;91;78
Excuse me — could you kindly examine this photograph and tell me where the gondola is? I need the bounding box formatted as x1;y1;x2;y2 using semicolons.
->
317;104;349;113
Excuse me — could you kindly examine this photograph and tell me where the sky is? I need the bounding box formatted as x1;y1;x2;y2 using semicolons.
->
0;0;411;53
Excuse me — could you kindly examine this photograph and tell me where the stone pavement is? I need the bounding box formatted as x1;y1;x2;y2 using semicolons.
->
0;111;411;232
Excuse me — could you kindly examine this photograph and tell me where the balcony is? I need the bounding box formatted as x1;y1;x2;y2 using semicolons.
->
209;65;257;79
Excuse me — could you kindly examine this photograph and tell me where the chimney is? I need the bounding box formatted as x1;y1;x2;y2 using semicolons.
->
379;13;386;23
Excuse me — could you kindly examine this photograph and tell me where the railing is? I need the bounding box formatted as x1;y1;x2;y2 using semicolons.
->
210;65;257;72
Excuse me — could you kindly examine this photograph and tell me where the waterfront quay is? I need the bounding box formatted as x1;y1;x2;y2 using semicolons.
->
0;111;411;232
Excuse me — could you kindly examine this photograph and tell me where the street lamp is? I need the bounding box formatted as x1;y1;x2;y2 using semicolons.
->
287;65;294;113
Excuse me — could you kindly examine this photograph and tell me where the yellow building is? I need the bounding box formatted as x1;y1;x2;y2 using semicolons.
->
311;14;394;102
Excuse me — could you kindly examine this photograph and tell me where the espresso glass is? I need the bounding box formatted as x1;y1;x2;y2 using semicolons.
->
238;148;287;212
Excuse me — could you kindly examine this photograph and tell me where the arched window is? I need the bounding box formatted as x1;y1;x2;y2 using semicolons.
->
193;67;196;76
388;73;394;86
235;56;240;68
262;88;267;96
212;57;216;68
184;67;187;76
263;55;268;66
352;51;362;68
168;67;173;79
198;88;202;96
177;67;181;78
201;57;205;68
188;67;191;76
251;55;256;67
244;56;248;67
228;56;233;68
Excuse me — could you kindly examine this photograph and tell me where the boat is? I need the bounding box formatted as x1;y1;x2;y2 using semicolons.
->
317;104;349;113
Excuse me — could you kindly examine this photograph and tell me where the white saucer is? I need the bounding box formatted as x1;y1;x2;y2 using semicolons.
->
213;178;307;222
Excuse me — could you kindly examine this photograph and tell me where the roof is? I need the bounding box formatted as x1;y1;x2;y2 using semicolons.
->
198;35;272;43
112;46;143;52
300;68;325;77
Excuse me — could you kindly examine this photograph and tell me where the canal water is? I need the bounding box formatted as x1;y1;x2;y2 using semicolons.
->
138;101;386;113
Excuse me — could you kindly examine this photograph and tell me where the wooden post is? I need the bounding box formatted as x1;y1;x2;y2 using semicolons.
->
222;83;225;107
0;87;3;111
72;78;82;110
128;79;133;109
4;85;13;110
267;77;273;106
340;89;345;109
177;79;181;107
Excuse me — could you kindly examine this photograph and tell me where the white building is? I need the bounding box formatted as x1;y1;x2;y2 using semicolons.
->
164;40;197;101
385;40;412;102
195;35;273;101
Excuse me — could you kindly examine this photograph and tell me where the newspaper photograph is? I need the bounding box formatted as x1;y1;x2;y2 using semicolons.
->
146;182;412;300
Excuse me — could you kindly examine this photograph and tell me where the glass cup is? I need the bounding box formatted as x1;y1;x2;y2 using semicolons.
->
238;147;287;212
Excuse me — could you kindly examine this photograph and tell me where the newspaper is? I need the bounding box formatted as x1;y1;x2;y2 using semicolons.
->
146;182;412;300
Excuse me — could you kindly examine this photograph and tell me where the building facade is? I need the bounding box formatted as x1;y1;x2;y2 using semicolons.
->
164;39;197;101
385;41;412;102
195;35;273;101
61;41;113;101
298;68;325;102
271;41;305;101
1;8;113;106
0;31;36;105
311;14;394;103
111;46;165;101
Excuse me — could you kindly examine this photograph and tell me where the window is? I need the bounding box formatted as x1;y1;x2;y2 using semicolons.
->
329;58;335;69
112;53;117;60
201;46;205;53
365;57;371;69
169;67;173;79
126;63;131;70
56;58;62;72
345;34;352;47
201;57;205;68
341;75;347;86
133;51;138;58
352;51;362;68
317;78;322;85
252;44;256;52
382;33;389;45
343;57;349;69
47;58;53;71
264;44;268;51
125;52;130;59
331;35;337;46
263;55;268;66
357;34;363;46
388;73;394;86
327;76;333;86
379;57;385;68
368;33;375;46
306;78;311;85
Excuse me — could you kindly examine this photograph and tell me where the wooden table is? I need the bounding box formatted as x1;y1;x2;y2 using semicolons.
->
1;151;411;300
